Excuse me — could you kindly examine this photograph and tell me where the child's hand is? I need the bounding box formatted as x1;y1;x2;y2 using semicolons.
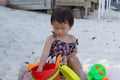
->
62;55;68;65
37;66;43;72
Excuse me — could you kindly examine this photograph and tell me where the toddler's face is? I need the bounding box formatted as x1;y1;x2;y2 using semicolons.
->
52;21;70;38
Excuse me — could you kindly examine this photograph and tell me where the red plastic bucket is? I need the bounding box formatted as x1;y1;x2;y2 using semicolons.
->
31;63;60;80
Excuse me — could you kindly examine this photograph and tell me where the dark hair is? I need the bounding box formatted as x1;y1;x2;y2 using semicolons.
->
51;7;74;27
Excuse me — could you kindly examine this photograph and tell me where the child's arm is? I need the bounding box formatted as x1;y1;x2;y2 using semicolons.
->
37;35;54;72
68;46;78;58
68;35;78;58
62;46;77;65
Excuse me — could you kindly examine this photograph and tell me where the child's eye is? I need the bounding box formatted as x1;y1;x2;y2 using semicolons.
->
61;27;65;30
54;27;59;30
54;27;63;29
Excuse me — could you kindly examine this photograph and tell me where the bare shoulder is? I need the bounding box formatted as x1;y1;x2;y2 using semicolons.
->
68;34;77;43
46;35;54;43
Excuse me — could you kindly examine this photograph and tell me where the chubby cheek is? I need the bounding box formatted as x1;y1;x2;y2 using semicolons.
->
52;30;58;35
53;29;58;33
56;29;69;34
54;30;63;34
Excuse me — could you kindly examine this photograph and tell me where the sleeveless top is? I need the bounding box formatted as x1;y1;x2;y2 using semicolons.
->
49;32;78;57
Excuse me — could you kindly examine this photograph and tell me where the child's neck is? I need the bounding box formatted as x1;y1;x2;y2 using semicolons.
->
56;34;70;42
57;34;68;39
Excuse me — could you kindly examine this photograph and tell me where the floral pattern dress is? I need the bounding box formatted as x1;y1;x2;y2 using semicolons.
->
46;32;78;63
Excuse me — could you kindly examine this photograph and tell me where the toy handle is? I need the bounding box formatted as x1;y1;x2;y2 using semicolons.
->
55;55;62;68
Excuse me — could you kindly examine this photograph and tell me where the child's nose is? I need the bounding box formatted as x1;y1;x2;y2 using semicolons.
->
58;29;62;33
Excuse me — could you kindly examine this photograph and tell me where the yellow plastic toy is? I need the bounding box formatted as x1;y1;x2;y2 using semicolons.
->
59;65;81;80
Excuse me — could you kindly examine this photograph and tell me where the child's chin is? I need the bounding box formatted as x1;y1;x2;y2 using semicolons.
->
57;35;65;37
